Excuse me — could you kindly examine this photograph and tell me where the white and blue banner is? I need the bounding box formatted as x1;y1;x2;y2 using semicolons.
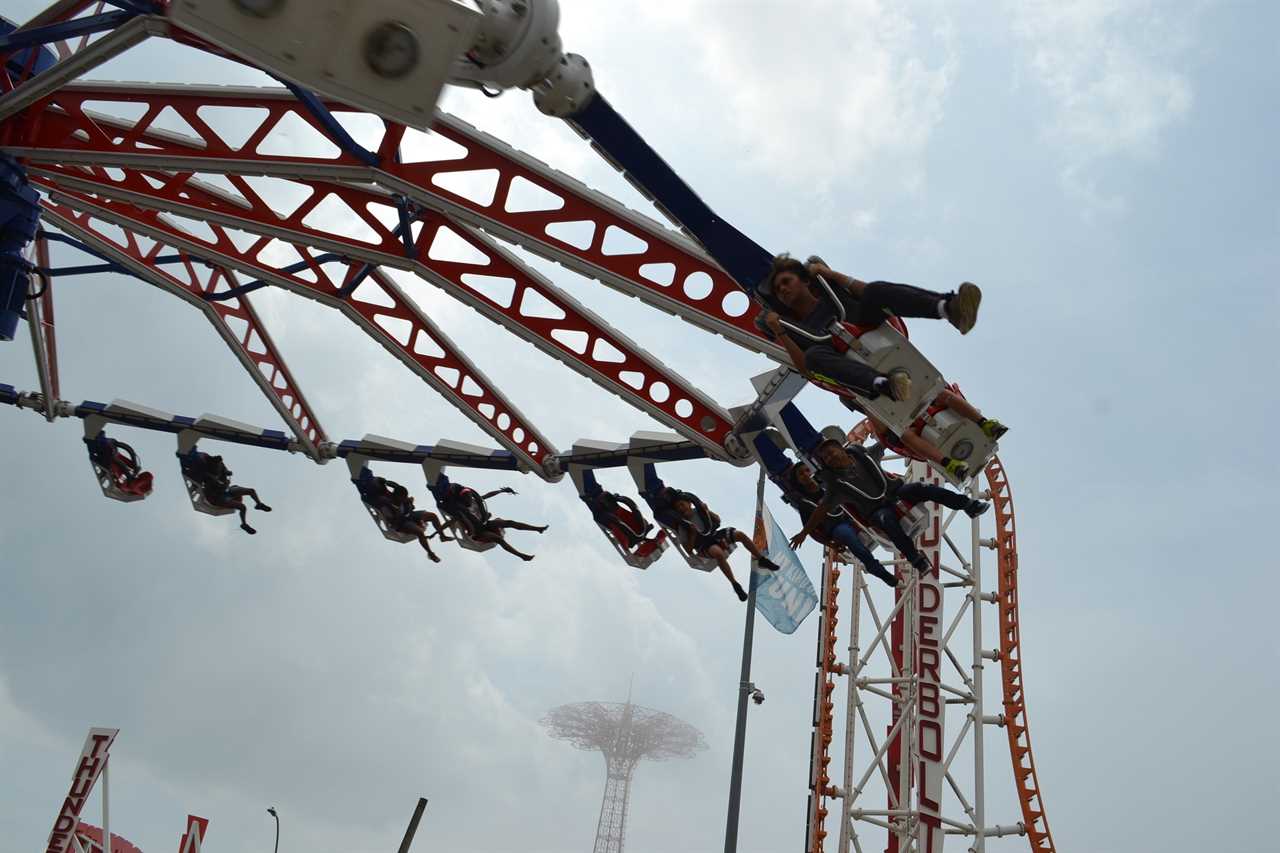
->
750;504;818;634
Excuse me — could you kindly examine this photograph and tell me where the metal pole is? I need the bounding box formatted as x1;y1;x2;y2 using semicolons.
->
723;471;766;853
267;807;279;853
101;758;110;853
970;480;986;853
397;798;429;853
723;570;758;853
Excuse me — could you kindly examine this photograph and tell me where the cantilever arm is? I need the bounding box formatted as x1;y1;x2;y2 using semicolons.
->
39;202;329;458
565;93;775;291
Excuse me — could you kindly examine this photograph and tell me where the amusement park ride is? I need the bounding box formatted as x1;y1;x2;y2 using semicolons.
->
1;1;1055;851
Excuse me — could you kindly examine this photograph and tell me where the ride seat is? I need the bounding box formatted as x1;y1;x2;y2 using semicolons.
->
573;466;669;570
441;501;497;552
659;521;720;572
176;450;236;516
351;470;419;544
827;320;946;434
449;518;497;552
918;408;996;485
84;438;152;503
597;505;669;570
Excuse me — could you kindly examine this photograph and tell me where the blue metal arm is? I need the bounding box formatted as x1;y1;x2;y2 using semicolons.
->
567;94;775;292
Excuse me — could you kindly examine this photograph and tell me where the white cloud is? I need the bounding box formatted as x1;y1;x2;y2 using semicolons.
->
633;1;956;194
1008;0;1199;208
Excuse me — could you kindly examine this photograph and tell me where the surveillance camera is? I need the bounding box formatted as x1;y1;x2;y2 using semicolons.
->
751;688;765;705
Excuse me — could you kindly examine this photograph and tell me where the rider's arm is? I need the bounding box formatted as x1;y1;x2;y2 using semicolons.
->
791;499;832;548
810;262;866;295
764;311;810;372
777;332;809;373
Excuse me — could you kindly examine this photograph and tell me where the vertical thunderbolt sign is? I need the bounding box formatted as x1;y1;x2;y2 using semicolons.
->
911;461;946;853
45;727;119;853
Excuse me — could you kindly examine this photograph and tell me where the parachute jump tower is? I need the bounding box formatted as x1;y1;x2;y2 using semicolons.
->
542;697;706;853
0;1;1056;850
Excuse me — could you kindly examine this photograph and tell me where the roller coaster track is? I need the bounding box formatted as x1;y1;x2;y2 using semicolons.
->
985;457;1057;851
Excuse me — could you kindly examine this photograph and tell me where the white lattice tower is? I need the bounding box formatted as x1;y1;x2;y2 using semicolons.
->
806;454;1053;853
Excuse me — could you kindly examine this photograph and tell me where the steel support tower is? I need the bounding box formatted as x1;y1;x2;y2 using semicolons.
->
542;698;706;853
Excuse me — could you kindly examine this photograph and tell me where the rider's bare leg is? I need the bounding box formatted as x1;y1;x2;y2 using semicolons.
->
497;519;549;533
227;498;255;535
706;544;748;601
490;535;535;561
900;429;947;465
729;530;780;570
420;511;453;541
228;485;271;512
937;389;983;423
415;530;441;562
935;389;1007;438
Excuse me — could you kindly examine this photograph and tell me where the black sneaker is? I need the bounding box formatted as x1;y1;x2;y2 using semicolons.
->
867;564;897;588
964;500;990;518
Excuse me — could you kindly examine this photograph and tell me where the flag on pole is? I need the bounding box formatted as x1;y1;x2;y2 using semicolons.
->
750;502;819;634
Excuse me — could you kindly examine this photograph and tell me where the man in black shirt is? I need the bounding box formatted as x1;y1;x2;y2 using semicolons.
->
759;254;981;400
790;439;989;573
781;463;896;588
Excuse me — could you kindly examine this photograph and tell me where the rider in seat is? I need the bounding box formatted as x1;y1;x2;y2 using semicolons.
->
758;254;982;401
86;434;153;497
432;475;548;562
583;487;652;548
644;484;688;531
187;452;272;535
781;462;897;588
669;492;780;602
790;438;989;574
844;387;1009;480
360;473;453;562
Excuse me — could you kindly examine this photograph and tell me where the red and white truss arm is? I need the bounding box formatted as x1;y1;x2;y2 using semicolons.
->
25;159;744;461
38;198;328;457
0;82;785;360
34;185;563;475
0;3;166;122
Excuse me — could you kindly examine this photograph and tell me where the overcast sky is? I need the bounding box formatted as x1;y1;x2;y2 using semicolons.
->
2;1;1277;852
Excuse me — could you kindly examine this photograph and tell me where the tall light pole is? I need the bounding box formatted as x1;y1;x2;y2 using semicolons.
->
266;807;279;853
723;469;768;853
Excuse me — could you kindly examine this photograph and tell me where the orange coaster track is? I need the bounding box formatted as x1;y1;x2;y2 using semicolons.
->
985;457;1057;851
805;549;841;853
